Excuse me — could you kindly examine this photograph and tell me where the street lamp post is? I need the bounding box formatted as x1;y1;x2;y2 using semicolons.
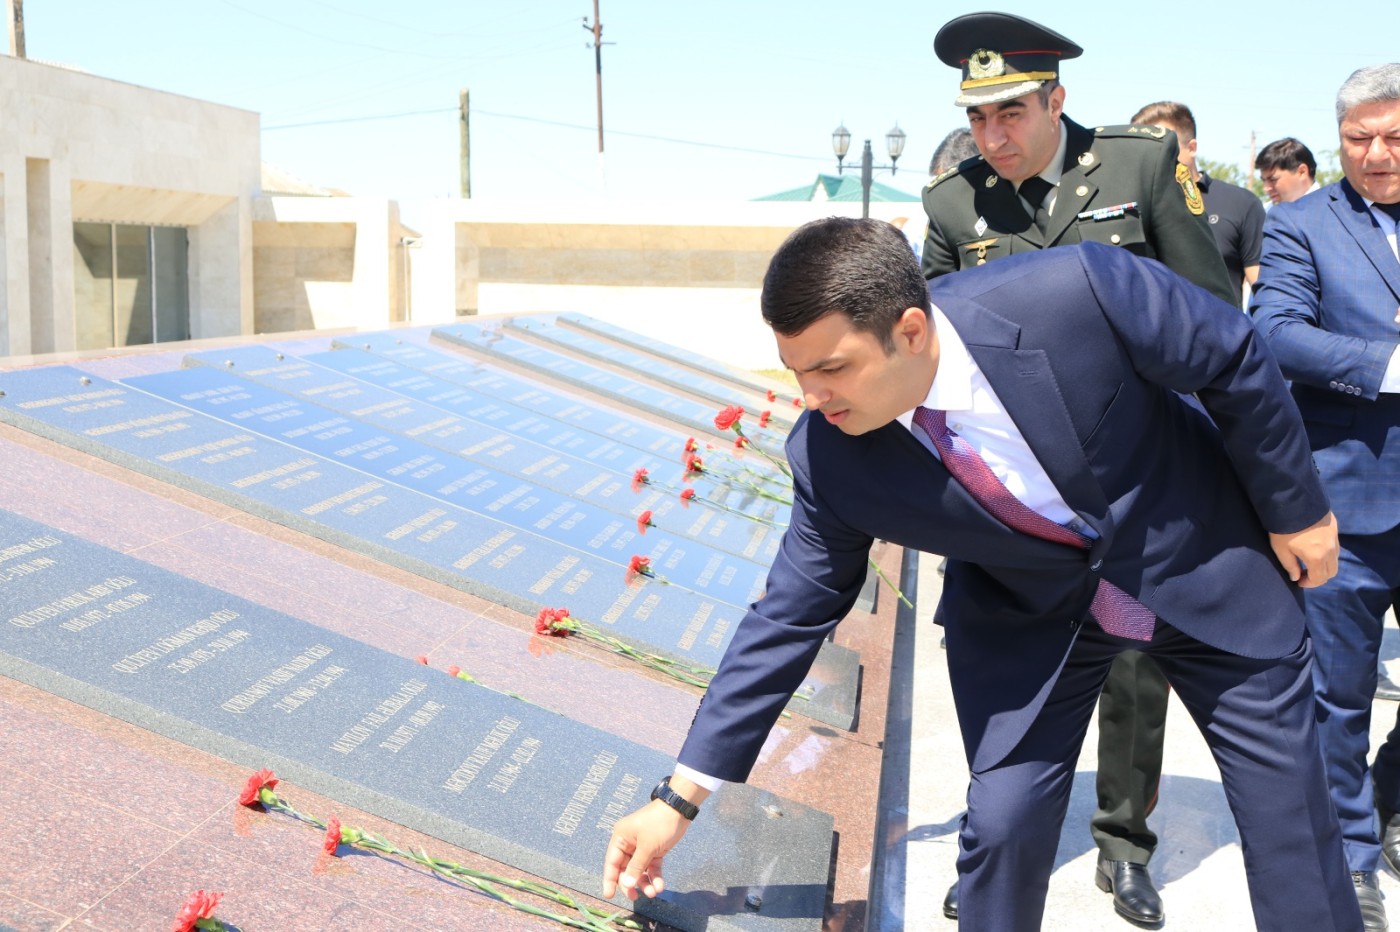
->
832;123;907;219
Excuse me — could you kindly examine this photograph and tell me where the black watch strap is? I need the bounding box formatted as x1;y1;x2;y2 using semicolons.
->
651;777;699;820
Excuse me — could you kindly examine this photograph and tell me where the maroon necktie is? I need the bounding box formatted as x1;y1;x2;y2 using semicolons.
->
914;406;1156;641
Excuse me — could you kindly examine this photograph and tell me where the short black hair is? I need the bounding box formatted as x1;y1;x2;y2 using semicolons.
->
761;217;930;354
1255;137;1317;179
929;128;979;176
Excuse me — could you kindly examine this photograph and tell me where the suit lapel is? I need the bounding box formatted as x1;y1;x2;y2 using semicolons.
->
1044;119;1100;246
939;297;1115;551
1332;180;1400;301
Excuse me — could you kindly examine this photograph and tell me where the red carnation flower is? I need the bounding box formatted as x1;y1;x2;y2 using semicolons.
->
414;655;428;665
626;555;654;585
759;410;772;428
684;455;704;476
766;390;776;402
684;437;699;453
631;468;650;492
323;816;342;856
171;889;223;932
734;436;749;449
680;488;696;503
714;405;745;431
792;397;803;408
447;665;461;677
534;607;573;637
637;510;654;534
238;769;279;808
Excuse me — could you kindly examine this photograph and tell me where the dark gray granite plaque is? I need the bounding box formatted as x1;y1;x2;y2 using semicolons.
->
0;366;858;729
431;322;785;455
319;337;794;512
505;316;796;429
171;346;785;565
558;313;797;401
126;364;772;608
0;508;831;932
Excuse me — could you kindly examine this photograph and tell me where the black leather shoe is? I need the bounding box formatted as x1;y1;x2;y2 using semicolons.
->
1381;799;1400;880
1095;857;1164;927
1353;871;1388;932
1379;672;1400;702
942;879;958;919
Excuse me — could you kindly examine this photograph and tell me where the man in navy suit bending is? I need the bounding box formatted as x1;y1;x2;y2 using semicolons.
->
603;217;1358;931
1253;62;1400;932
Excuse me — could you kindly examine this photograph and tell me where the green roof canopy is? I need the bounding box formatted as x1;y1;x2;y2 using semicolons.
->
755;173;920;202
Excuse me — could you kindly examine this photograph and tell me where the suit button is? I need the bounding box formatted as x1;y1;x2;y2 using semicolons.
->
1090;559;1103;571
1110;234;1122;244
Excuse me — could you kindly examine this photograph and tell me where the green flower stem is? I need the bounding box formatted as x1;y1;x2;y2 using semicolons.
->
690;466;793;505
683;494;787;529
257;795;641;931
869;556;913;609
548;618;808;714
733;425;793;481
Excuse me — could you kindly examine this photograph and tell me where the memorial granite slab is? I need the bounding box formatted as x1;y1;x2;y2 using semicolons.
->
330;331;792;482
0;366;858;729
125;364;772;609
430;321;784;453
504;315;795;428
0;507;833;932
557;313;797;401
172;345;785;563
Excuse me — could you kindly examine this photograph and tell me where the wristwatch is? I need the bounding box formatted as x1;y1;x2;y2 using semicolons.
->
650;777;699;820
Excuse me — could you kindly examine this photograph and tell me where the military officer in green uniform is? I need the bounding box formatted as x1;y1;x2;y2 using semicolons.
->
924;12;1237;928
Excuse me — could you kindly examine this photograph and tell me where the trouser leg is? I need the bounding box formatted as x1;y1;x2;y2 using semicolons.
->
1151;626;1361;932
1305;532;1397;872
957;628;1116;932
1091;649;1169;863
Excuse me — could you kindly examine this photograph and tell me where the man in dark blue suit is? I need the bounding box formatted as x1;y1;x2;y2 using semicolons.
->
1252;63;1400;932
603;218;1358;931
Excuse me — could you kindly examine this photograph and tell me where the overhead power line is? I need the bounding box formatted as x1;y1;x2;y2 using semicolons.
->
266;105;827;163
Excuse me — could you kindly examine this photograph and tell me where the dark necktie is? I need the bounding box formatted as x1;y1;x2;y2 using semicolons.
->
1017;176;1055;235
1375;201;1400;224
912;406;1156;641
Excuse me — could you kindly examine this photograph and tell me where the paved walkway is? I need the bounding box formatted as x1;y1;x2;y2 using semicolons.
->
882;553;1400;931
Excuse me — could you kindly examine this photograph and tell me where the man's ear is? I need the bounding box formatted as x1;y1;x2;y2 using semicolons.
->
1047;84;1066;121
895;306;931;354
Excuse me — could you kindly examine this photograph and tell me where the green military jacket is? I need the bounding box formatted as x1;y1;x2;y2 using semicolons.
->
921;115;1235;305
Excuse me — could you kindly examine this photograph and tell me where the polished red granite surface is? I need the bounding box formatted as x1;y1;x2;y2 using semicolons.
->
0;363;894;931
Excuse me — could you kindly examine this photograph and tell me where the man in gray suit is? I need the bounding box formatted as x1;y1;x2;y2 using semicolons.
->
1252;62;1400;932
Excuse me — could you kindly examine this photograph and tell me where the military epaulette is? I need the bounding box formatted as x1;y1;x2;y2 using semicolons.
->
1094;123;1168;141
925;154;986;191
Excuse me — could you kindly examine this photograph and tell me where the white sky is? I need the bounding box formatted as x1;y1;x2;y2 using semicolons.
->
24;1;1397;203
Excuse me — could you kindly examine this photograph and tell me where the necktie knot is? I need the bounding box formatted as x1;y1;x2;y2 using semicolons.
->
1018;176;1055;209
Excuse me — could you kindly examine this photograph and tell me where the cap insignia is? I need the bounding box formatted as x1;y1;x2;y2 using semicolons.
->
967;49;1006;79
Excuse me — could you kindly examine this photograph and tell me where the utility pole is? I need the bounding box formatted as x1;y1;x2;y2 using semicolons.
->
8;0;26;58
459;88;471;199
582;1;605;193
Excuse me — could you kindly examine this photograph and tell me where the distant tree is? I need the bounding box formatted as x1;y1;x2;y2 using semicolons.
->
1314;148;1345;186
1200;158;1265;200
